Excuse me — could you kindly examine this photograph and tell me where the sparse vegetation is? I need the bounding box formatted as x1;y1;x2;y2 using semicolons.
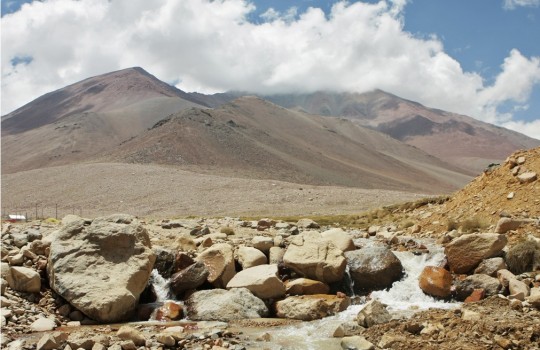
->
459;216;489;233
506;240;540;274
446;219;458;231
401;220;415;229
44;217;60;224
220;226;235;235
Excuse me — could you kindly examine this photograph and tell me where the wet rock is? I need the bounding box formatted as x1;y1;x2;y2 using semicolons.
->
445;233;507;274
283;233;346;284
473;257;507;277
495;218;524;234
117;326;146;346
321;228;355;252
275;294;350;321
356;300;391;327
186;288;268;321
170;261;209;296
285;278;330;295
153;301;183;321
153;247;175;278
418;266;452;298
455;274;501;300
226;264;286;299
341;336;375;350
345;247;403;293
196;243;236;288
6;266;40;293
48;214;156;323
236;246;267;269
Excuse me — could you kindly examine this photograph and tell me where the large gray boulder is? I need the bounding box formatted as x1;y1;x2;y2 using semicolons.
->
445;233;507;274
345;247;403;293
48;214;156;323
455;274;501;300
283;232;346;284
186;288;268;321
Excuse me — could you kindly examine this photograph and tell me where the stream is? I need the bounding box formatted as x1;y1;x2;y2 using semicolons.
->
149;240;461;349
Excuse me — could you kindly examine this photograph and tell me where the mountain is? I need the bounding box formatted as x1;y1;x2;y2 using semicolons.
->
255;91;540;173
103;96;472;193
1;67;208;173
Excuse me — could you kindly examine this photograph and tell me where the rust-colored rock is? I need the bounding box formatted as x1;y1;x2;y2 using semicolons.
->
418;266;452;298
464;289;485;303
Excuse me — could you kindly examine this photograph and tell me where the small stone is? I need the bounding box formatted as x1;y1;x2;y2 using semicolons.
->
494;335;513;349
117;326;146;346
341;336;375;350
517;172;537;184
461;309;481;321
517;156;526;165
58;304;71;317
37;334;60;350
69;310;84;321
119;340;137;350
464;289;485;303
356;300;391;327
507;192;514;200
156;334;176;347
91;344;106;350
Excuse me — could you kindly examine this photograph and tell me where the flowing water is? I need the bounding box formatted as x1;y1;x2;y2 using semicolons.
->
259;241;460;349
150;269;172;302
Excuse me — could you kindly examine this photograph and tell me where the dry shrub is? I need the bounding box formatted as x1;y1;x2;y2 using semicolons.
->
506;240;540;274
460;216;488;233
220;227;235;235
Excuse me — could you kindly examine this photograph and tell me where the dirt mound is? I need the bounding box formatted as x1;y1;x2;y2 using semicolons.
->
416;147;540;236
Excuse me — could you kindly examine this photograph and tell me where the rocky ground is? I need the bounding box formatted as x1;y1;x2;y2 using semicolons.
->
1;148;540;350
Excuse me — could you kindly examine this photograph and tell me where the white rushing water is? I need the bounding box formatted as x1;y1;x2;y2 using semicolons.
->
264;242;460;349
150;269;172;302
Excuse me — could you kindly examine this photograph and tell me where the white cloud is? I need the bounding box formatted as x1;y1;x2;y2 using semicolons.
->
502;119;540;140
1;0;540;139
504;0;540;10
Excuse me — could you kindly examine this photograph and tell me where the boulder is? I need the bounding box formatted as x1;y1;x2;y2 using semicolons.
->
495;218;524;234
269;247;285;264
252;236;274;253
455;274;501;300
345;247;403;293
186;288;268;321
285;278;330;295
445;233;507;274
275;294;350;321
473;257;507;277
170;261;209;296
356;300;391;327
321;228;355;252
283;234;346;284
237;246;267;269
30;317;57;332
6;266;41;293
196;243;236;288
418;266;452;298
48;214;156;323
226;264;285;299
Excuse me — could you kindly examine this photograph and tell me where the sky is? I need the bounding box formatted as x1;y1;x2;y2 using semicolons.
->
1;0;540;139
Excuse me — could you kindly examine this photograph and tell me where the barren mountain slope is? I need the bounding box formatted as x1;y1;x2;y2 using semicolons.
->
261;90;540;173
104;96;472;193
1;67;207;173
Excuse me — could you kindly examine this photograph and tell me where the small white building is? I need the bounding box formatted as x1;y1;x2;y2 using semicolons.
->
8;214;26;221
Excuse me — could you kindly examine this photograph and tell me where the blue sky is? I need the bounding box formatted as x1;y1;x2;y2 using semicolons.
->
2;0;540;138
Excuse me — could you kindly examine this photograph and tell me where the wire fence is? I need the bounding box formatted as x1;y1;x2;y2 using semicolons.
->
1;204;84;222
